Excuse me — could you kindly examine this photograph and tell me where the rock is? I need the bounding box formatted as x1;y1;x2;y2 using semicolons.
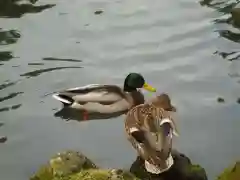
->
30;150;139;180
217;161;240;180
231;8;240;27
130;150;208;180
0;122;4;127
30;150;97;180
50;150;97;176
31;150;208;180
69;169;139;180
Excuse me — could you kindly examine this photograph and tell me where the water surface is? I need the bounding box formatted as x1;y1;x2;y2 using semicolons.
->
0;0;240;180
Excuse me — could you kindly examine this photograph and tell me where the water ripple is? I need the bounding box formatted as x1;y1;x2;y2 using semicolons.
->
0;104;22;112
42;57;83;63
0;29;21;45
0;92;23;103
200;0;239;14
0;122;4;127
218;29;240;43
0;81;19;91
28;63;44;66
215;51;240;61
20;66;82;78
0;1;55;18
0;51;14;62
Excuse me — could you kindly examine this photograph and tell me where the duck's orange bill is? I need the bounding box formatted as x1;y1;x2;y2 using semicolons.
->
143;83;156;92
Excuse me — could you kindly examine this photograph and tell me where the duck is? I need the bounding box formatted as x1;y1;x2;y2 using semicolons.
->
52;73;157;115
124;93;179;174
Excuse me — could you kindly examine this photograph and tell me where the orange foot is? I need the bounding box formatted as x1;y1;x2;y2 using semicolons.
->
83;110;89;120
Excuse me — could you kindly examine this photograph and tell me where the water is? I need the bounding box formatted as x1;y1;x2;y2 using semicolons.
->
0;0;239;179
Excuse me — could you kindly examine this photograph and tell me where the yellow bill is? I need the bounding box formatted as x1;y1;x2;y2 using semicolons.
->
143;83;156;92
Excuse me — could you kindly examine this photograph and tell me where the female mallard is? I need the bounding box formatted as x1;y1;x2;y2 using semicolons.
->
125;93;179;174
52;73;156;114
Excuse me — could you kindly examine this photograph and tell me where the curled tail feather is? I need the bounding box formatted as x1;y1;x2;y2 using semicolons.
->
52;94;74;106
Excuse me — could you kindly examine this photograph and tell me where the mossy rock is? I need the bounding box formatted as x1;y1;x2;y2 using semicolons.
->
65;169;139;180
217;161;240;180
32;168;139;180
49;150;97;176
185;164;208;180
30;150;139;180
30;150;97;180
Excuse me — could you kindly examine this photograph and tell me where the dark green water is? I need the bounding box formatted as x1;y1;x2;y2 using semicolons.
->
0;0;239;180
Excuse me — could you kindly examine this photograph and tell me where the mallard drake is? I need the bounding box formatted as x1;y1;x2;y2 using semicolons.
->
52;73;156;114
125;93;179;174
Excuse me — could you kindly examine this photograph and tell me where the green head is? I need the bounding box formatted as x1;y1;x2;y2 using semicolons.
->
123;73;156;92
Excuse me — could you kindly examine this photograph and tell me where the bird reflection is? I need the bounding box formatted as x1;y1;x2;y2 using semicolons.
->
54;107;127;122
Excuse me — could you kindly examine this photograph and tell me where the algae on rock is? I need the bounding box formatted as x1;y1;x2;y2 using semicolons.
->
217;161;240;180
49;150;97;176
31;150;208;180
30;150;139;180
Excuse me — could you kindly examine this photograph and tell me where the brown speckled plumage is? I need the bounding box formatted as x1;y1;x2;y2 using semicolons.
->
124;93;178;173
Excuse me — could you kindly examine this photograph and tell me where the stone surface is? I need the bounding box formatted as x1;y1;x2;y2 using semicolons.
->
31;150;210;180
49;150;97;176
31;150;239;180
30;150;138;180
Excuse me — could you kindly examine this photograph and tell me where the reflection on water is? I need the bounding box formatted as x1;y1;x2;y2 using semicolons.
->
0;122;4;127
200;0;239;13
0;0;55;18
0;122;6;144
0;104;22;112
28;63;45;66
42;57;83;63
200;0;240;87
0;81;19;91
0;0;239;180
20;66;82;78
200;0;240;31
54;107;126;122
0;29;20;45
0;92;23;103
0;136;7;143
214;51;240;61
0;27;20;65
218;30;240;43
0;51;14;62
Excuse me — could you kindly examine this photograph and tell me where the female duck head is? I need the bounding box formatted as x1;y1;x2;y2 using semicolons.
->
123;73;156;92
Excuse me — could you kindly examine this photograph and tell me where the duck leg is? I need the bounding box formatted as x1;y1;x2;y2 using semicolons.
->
83;110;88;120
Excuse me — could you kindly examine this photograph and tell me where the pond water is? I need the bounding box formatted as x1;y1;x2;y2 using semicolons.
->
0;0;239;180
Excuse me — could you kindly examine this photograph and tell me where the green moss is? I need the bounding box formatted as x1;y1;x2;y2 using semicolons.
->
188;164;204;173
30;166;53;180
30;164;139;180
217;161;240;180
185;163;208;180
121;170;140;180
49;150;97;176
69;169;111;180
